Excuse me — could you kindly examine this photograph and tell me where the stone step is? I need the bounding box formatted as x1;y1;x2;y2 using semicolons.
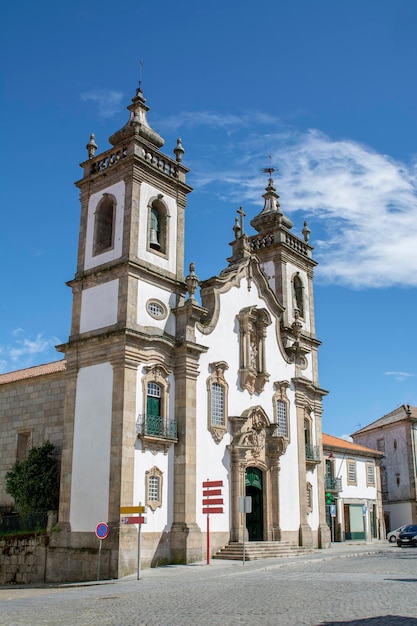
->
213;541;313;561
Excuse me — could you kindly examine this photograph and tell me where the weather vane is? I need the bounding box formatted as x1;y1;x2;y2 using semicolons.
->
138;59;144;90
261;156;277;179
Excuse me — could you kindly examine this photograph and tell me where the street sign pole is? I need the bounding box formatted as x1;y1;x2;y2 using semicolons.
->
119;505;146;580
97;539;102;581
206;513;210;565
239;496;252;566
95;522;109;581
202;480;224;565
137;523;142;580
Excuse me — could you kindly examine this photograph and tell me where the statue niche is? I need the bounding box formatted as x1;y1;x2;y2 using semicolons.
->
237;306;271;395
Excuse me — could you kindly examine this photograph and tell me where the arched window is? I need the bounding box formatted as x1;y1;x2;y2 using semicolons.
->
211;382;225;426
148;196;168;255
145;466;163;511
207;361;229;442
293;273;304;318
137;365;176;448
276;400;288;437
93;194;115;255
273;380;290;440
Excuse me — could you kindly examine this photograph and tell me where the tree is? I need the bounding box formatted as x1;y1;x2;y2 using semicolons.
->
5;441;59;515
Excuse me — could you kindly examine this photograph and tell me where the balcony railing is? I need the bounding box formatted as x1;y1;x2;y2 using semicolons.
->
136;414;177;440
305;444;320;462
325;476;342;492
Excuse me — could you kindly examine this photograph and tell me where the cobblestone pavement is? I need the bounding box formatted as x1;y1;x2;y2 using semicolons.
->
1;544;417;626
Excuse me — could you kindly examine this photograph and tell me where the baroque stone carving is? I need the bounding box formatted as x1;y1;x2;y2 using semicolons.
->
237;306;271;395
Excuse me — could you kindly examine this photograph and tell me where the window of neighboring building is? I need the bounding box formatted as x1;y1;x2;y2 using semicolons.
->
16;431;31;463
366;463;375;486
93;194;115;255
207;361;229;443
377;438;385;452
347;460;357;485
145;466;163;511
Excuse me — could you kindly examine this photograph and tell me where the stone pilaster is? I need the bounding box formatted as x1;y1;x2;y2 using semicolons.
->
171;301;208;564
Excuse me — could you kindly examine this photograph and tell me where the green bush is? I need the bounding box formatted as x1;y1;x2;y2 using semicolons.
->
5;441;59;515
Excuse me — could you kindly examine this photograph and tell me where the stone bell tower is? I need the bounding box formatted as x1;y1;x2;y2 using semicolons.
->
249;171;330;549
53;83;194;580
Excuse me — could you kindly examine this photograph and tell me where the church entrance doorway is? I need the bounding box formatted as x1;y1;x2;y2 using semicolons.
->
245;467;263;541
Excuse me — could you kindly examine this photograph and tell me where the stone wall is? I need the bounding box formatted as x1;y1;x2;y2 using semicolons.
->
0;362;66;507
0;534;49;584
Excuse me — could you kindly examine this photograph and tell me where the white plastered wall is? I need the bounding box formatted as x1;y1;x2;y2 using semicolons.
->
194;277;302;533
136;280;177;336
80;280;119;333
84;181;125;271
70;363;113;531
133;367;176;532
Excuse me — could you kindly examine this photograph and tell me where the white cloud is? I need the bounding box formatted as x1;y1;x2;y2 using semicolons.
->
0;331;61;373
80;89;124;119
385;371;415;382
172;110;417;289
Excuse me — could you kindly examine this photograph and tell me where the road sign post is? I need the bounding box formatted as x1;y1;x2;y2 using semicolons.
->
95;522;109;581
120;505;146;579
202;480;224;565
239;496;252;565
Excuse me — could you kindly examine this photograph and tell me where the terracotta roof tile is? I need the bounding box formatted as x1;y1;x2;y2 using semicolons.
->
0;360;66;385
323;433;383;457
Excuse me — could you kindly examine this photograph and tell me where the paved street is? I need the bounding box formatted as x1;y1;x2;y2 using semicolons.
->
1;544;417;625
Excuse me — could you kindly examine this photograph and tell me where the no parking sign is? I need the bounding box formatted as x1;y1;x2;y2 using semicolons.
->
95;521;109;540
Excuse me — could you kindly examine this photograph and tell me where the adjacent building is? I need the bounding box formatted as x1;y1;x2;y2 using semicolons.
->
322;434;385;542
351;405;417;532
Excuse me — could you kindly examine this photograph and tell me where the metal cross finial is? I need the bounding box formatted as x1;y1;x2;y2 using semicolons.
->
237;206;246;234
138;59;144;90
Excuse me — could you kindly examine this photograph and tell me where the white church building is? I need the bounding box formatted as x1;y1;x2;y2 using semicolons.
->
0;83;331;581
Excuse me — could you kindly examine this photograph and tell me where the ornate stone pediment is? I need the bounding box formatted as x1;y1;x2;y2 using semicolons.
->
229;406;288;463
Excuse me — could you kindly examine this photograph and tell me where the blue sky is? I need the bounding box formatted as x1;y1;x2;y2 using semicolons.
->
2;1;417;438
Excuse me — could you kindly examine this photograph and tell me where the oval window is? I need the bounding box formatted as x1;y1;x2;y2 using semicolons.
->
146;300;167;320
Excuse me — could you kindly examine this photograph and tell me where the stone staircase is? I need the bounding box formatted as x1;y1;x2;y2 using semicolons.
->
213;541;314;561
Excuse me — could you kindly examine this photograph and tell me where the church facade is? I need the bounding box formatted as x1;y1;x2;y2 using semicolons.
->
1;84;331;581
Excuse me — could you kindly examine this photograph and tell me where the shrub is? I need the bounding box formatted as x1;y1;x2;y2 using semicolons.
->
5;441;59;515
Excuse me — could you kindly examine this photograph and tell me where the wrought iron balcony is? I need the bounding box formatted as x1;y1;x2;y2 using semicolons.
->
325;476;342;492
305;444;320;463
136;414;177;440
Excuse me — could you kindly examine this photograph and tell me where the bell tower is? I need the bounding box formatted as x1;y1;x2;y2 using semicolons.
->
249;171;330;549
55;84;193;580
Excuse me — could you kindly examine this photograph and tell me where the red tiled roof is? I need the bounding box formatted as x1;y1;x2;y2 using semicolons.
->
323;433;383;457
0;360;66;385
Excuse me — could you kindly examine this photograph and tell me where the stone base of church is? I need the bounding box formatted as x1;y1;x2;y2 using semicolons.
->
170;522;203;564
299;522;314;548
318;522;332;548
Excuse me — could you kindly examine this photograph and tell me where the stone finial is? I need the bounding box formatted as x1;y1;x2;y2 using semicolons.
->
302;220;311;243
233;216;242;240
185;262;199;302
86;133;98;159
174;137;185;162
